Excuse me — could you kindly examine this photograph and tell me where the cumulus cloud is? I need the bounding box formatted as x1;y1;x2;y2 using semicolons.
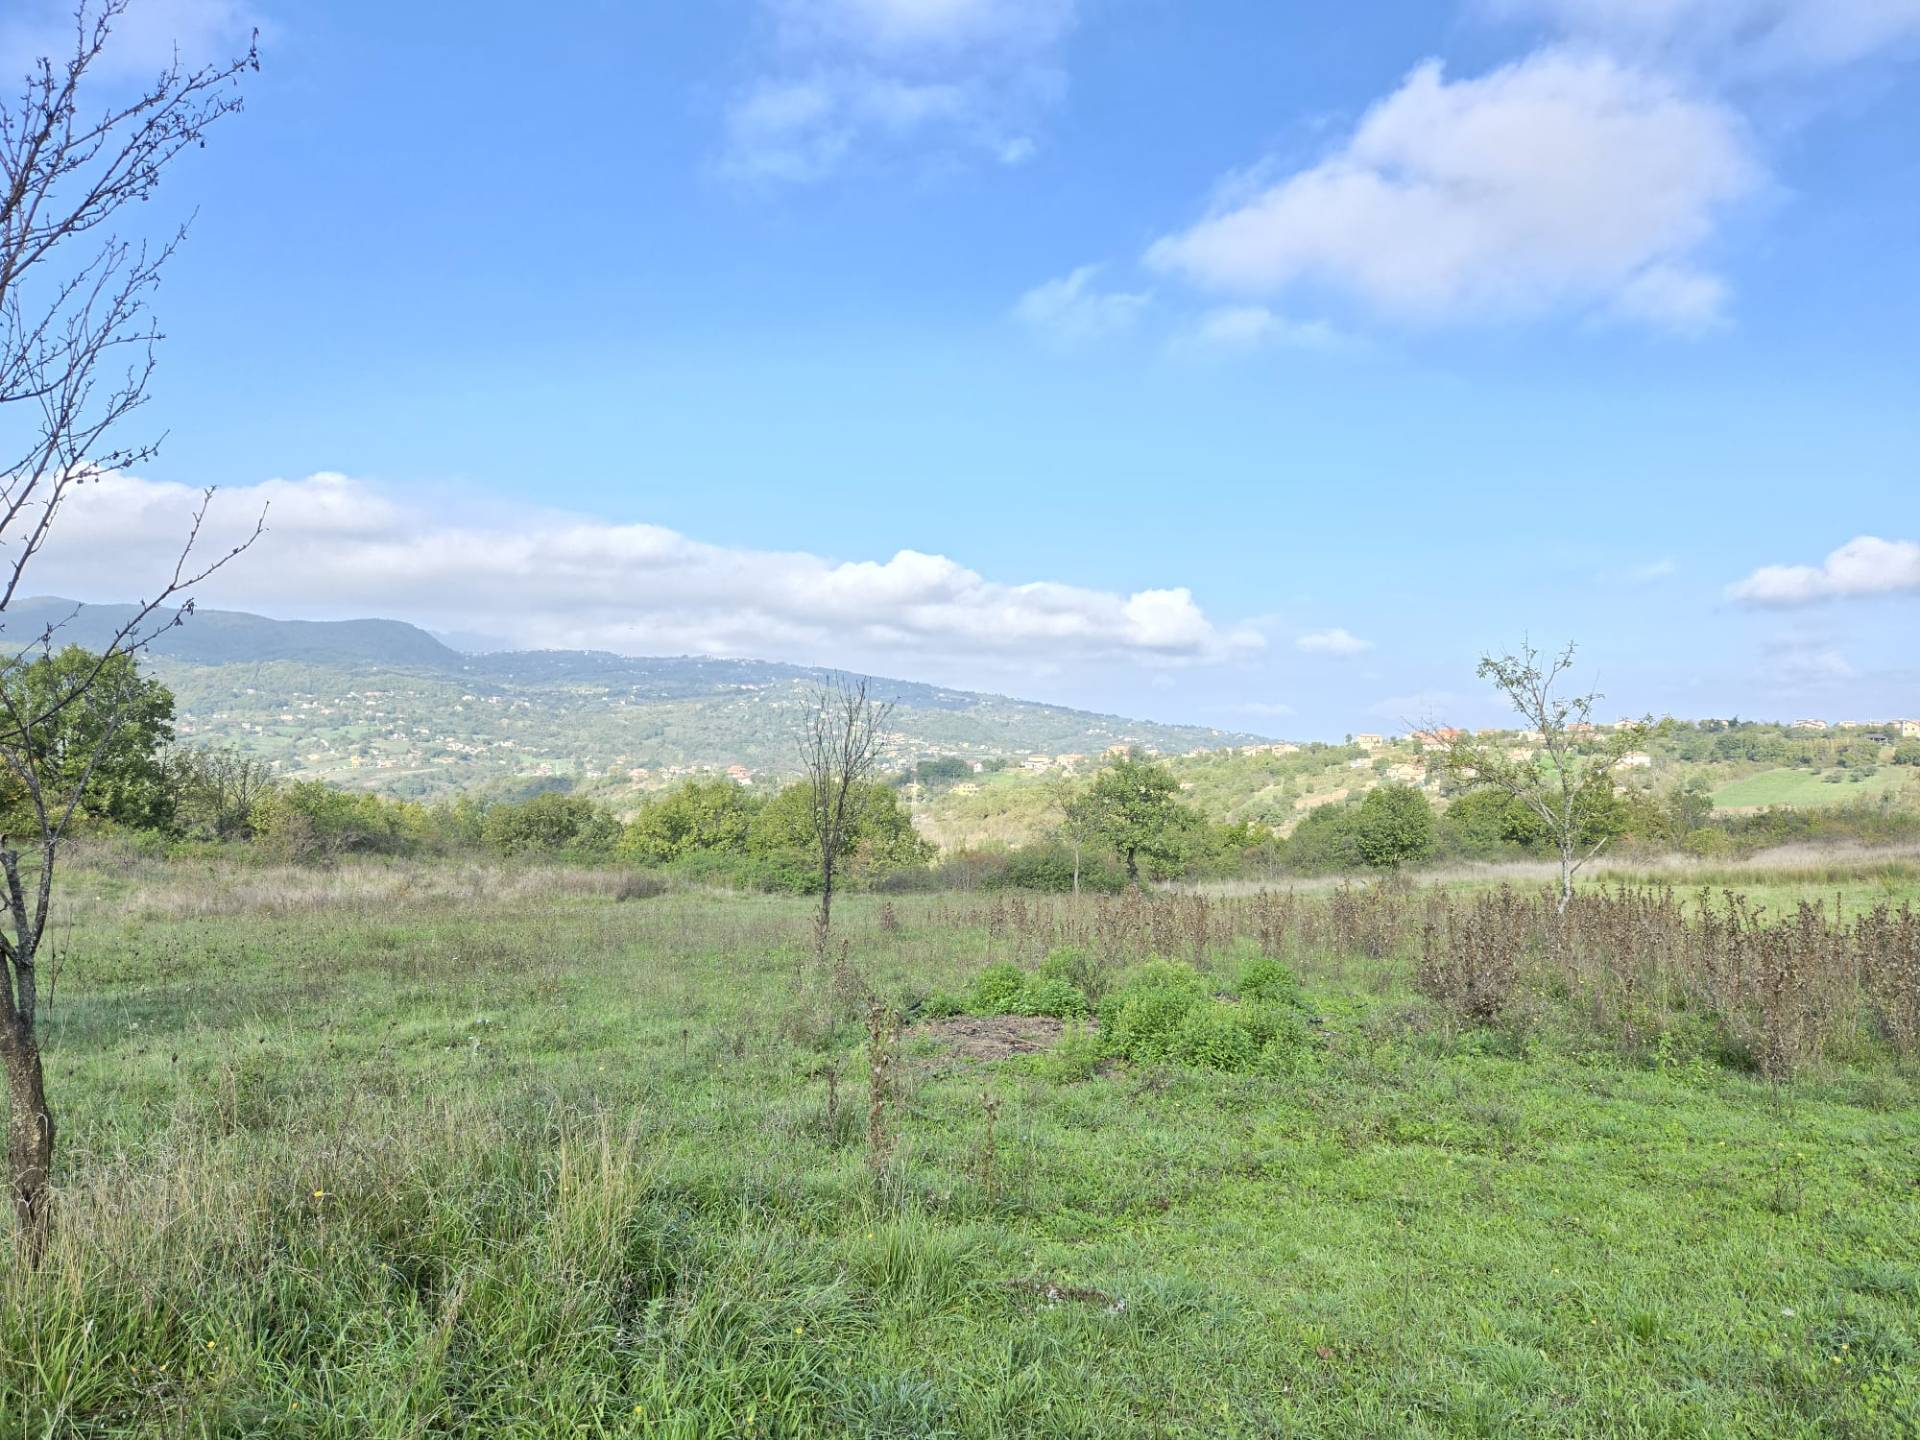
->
26;472;1260;676
1482;0;1920;74
1146;51;1759;331
1012;266;1149;344
723;0;1075;181
1728;536;1920;605
1296;628;1373;657
1175;305;1353;353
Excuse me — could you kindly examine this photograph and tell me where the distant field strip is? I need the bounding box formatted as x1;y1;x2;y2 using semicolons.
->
1711;766;1917;810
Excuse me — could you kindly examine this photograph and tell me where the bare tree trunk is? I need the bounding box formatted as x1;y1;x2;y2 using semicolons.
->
1;1027;52;1264
0;2;258;1265
797;676;891;973
814;862;834;966
1072;844;1081;899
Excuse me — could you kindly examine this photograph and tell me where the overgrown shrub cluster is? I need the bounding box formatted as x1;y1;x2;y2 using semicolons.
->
921;881;1918;1077
937;945;1317;1075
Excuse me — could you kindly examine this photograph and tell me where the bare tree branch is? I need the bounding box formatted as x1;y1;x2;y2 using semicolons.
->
796;674;893;968
0;1;255;1263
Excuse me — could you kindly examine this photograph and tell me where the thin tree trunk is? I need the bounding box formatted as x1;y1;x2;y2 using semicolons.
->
2;1024;53;1264
814;860;835;966
1072;845;1081;899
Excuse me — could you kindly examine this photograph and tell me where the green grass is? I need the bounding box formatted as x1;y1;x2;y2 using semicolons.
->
2;855;1917;1437
1711;767;1919;812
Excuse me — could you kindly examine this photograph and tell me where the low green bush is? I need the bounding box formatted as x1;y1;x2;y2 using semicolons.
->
1169;1006;1259;1070
920;989;967;1020
1012;976;1090;1020
968;962;1029;1014
1236;955;1303;1007
1037;944;1105;1000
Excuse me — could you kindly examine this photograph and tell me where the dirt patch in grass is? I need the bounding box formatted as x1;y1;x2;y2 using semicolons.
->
911;1015;1064;1063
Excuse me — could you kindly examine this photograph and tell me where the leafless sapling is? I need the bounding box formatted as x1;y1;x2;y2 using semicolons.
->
0;1;257;1262
796;673;892;965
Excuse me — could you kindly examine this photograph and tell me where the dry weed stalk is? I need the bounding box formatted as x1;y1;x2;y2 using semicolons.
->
865;999;902;1180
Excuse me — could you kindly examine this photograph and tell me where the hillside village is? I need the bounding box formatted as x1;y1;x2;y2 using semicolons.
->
909;716;1920;850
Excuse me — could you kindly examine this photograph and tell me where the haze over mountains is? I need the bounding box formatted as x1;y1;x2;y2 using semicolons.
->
9;599;1268;797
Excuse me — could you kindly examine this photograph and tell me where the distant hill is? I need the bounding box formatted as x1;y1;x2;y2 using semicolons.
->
10;599;1274;801
6;597;462;669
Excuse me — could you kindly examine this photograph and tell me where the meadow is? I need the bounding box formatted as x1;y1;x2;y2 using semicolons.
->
1711;768;1919;813
2;849;1917;1438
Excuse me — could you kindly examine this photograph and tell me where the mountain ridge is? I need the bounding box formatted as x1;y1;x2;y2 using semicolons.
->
8;598;1276;797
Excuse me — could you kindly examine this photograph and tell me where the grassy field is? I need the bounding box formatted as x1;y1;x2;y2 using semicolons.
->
2;853;1918;1437
1711;767;1920;812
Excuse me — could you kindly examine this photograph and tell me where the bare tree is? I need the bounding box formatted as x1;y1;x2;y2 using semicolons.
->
1441;640;1653;914
797;674;892;964
0;1;256;1261
1044;772;1090;898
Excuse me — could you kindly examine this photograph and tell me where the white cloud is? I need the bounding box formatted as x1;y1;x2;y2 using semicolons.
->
1012;266;1149;344
1483;0;1920;74
769;0;1075;56
1758;633;1856;689
1146;51;1759;332
0;0;261;78
1176;305;1353;353
24;472;1261;676
1609;262;1729;334
1296;628;1373;657
1728;535;1920;605
724;0;1075;181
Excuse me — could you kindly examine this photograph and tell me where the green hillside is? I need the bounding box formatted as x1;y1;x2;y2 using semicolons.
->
1710;766;1919;811
22;600;1271;799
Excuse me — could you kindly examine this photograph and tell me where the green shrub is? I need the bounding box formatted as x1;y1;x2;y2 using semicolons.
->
1236;955;1303;1008
968;962;1029;1015
1168;1006;1259;1071
1028;1022;1106;1081
1012;977;1090;1020
1103;985;1200;1061
1095;959;1211;1060
1236;1001;1308;1052
1037;944;1104;1000
482;792;620;857
920;989;966;1020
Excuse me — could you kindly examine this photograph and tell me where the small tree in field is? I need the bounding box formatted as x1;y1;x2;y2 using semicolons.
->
1077;751;1198;886
1443;641;1653;913
1044;772;1095;897
1351;783;1435;871
797;675;893;963
0;2;256;1262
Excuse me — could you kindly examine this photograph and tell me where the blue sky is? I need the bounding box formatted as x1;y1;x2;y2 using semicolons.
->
27;0;1920;736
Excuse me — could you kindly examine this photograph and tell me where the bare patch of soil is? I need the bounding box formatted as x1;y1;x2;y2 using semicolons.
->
910;1014;1064;1062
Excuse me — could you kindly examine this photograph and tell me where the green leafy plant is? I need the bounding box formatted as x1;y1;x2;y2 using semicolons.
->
968;962;1029;1015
